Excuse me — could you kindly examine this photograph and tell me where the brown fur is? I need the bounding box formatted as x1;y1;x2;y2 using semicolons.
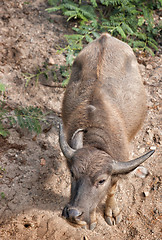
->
62;33;146;162
61;33;147;228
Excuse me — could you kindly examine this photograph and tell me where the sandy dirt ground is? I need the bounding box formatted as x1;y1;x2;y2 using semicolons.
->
0;1;161;239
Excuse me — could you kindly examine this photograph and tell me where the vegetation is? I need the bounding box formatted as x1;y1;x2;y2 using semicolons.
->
0;63;64;137
47;0;161;85
0;167;6;199
23;63;56;87
0;83;6;93
0;166;5;172
23;63;68;87
0;87;46;137
47;0;161;52
1;192;5;199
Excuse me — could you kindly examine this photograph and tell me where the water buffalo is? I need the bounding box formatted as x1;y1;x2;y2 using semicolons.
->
59;33;155;230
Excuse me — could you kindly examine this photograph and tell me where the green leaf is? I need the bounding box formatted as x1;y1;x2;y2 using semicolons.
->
148;40;158;51
17;114;25;128
48;0;60;6
85;34;94;43
64;11;78;21
122;23;134;34
138;17;145;26
77;12;89;22
0;129;8;137
100;0;110;6
92;31;100;39
116;26;127;39
65;34;83;41
62;77;70;87
0;83;5;93
90;0;97;7
0;123;8;137
72;27;81;33
80;5;96;20
1;192;5;199
14;107;44;134
63;2;78;11
61;69;70;78
133;40;145;48
144;46;154;56
8;116;17;126
135;32;147;40
66;50;74;66
46;6;62;13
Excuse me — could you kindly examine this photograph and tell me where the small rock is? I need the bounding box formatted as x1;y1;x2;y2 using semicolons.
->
146;64;153;70
143;191;149;197
133;166;149;178
82;236;89;240
40;158;46;166
60;152;64;157
48;57;55;65
150;146;156;150
153;208;159;214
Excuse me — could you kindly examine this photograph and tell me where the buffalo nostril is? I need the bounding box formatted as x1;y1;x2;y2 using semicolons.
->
68;208;82;219
62;206;82;220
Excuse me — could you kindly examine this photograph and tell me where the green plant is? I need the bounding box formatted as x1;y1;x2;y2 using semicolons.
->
14;106;45;134
0;100;46;137
98;0;160;55
47;0;96;22
59;65;71;86
0;100;10;137
0;83;48;136
47;0;161;85
0;166;6;172
23;63;69;87
22;63;67;87
1;192;5;199
23;65;50;87
0;83;5;93
47;0;161;53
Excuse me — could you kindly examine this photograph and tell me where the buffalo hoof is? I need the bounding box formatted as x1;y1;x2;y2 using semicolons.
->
105;211;122;226
89;222;97;231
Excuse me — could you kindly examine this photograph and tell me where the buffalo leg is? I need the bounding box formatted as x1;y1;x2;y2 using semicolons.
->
105;182;122;226
89;208;97;230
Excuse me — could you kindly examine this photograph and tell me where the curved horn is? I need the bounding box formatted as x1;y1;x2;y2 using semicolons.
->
112;150;155;174
59;123;76;159
71;128;84;149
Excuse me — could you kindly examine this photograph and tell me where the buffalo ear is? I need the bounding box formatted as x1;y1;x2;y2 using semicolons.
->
71;129;84;149
59;123;76;160
87;105;96;112
111;150;155;175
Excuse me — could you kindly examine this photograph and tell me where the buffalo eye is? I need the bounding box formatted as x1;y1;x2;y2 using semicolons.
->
95;174;108;187
70;170;74;178
98;179;106;185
